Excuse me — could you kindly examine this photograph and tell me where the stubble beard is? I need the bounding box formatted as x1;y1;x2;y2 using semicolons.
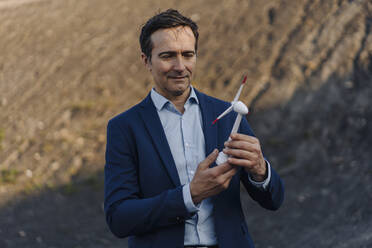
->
169;77;191;97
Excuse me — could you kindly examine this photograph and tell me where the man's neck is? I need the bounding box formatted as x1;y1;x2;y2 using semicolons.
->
156;87;191;114
172;89;191;114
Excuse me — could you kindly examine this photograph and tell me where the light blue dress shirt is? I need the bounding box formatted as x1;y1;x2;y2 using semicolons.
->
150;87;271;246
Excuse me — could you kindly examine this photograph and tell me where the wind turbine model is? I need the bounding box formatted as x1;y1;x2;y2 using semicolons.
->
212;75;249;165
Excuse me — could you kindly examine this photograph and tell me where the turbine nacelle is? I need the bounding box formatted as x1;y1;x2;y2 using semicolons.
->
232;101;248;115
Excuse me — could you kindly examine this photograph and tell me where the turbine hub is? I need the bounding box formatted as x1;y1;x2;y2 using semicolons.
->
233;101;249;114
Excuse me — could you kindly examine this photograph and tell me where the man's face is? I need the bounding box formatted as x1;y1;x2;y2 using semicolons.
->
142;26;196;100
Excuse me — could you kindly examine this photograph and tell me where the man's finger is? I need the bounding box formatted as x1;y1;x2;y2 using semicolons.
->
224;140;260;154
223;148;257;160
198;149;218;170
230;133;258;143
221;166;238;180
219;167;238;189
227;157;254;168
210;161;235;176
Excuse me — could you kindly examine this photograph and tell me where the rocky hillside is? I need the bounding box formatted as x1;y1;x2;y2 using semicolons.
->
0;0;371;247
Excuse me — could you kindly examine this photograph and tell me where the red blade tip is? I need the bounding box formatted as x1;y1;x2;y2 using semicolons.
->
212;118;218;125
242;75;247;84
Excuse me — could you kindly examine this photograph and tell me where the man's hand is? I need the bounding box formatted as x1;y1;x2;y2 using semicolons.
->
190;149;238;205
223;133;267;182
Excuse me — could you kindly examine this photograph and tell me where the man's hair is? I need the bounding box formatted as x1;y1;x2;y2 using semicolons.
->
139;9;199;60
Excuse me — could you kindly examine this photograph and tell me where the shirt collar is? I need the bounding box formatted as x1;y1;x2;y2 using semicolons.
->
150;86;199;111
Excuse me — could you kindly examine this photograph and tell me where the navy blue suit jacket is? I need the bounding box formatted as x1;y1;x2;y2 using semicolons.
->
104;89;284;248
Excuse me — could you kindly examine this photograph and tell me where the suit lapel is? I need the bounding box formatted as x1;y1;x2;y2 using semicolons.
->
195;89;218;162
138;94;181;187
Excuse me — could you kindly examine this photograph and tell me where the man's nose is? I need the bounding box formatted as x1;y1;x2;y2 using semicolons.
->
173;56;186;71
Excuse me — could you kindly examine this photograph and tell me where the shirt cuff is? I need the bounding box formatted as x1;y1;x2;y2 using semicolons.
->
182;183;200;213
248;159;271;190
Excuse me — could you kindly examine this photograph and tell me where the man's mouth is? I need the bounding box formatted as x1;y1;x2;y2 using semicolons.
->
168;75;188;79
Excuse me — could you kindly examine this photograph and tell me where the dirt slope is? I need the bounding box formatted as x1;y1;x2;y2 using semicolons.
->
0;0;371;247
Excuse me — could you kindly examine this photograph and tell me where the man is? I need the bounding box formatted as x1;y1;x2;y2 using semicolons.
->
104;9;284;248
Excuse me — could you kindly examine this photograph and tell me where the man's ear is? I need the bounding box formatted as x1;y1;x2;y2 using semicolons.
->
141;53;151;71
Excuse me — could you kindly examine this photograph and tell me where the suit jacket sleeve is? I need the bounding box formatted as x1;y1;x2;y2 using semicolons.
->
239;117;285;211
104;119;192;238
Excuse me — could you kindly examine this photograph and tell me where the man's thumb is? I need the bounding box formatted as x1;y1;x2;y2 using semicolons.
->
199;149;218;169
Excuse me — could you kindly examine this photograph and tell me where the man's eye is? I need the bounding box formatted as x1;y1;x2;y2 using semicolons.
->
160;54;172;59
183;53;195;58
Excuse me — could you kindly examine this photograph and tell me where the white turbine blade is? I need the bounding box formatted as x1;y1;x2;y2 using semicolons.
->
212;105;233;124
216;105;233;119
233;75;247;103
233;84;244;102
